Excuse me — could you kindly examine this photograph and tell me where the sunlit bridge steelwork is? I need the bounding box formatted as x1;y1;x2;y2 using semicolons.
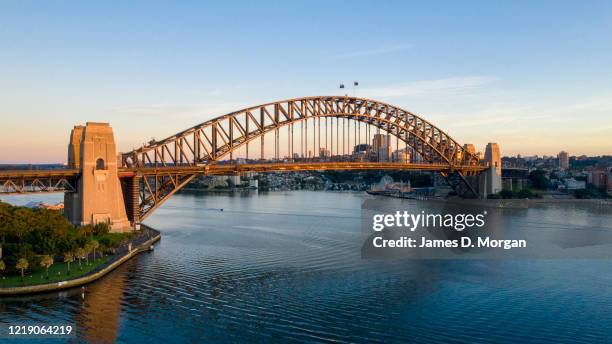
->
0;96;495;231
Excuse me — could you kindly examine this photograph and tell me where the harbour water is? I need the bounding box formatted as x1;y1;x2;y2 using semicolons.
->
0;191;610;343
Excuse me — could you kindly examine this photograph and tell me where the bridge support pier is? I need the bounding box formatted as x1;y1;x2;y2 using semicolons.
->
122;175;140;229
475;166;502;198
64;122;131;232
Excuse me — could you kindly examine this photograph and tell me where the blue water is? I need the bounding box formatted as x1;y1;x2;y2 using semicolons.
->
0;191;610;343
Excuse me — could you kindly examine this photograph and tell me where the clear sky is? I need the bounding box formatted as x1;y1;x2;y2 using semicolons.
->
1;1;611;163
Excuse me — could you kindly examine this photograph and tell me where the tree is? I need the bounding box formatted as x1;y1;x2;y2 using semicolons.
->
75;248;86;270
84;243;92;265
517;189;535;199
499;189;514;199
0;259;5;278
40;255;54;279
16;258;28;279
11;208;33;243
63;252;74;275
0;203;11;245
529;170;550;190
90;240;100;261
93;222;109;236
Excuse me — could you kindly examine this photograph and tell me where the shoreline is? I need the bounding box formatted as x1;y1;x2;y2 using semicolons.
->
368;193;611;209
0;225;161;296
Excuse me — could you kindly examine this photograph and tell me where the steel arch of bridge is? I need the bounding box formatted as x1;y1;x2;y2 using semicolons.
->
122;96;479;168
120;96;485;222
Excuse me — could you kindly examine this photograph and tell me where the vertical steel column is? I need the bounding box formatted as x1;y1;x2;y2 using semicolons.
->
194;131;200;164
318;117;321;159
336;117;339;158
260;108;264;160
325;117;328;159
343;118;345;156
229;119;233;162
246;115;249;160
275;104;280;160
305;118;308;158
212;125;217;160
396;125;399;162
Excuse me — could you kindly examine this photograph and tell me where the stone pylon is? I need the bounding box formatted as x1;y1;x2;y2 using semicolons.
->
64;122;131;232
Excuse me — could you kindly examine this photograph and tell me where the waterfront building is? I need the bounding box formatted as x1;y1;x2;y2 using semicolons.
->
564;178;586;190
588;169;608;189
558;151;569;170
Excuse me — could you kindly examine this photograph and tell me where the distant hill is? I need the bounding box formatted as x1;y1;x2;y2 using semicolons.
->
0;164;66;170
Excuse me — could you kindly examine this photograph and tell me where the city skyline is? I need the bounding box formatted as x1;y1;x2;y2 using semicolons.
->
1;1;612;163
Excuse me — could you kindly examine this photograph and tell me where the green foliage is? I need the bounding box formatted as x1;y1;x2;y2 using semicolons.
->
496;188;539;199
98;233;132;253
16;258;28;277
529;170;550;190
499;189;514;199
0;201;132;277
0;256;111;287
517;189;538;199
39;255;54;278
93;222;110;236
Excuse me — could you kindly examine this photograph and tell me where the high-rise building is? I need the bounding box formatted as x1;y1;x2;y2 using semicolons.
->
372;134;391;162
353;143;370;154
392;149;410;163
319;148;330;158
463;143;475;155
558;151;569;170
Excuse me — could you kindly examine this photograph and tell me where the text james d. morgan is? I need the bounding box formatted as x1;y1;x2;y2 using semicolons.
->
372;236;527;250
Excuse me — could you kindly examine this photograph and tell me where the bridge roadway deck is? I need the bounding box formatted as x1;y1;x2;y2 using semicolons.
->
1;162;487;190
0;162;488;179
117;162;486;177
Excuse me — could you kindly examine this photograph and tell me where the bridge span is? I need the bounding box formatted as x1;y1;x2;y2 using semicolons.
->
1;162;487;193
1;96;500;232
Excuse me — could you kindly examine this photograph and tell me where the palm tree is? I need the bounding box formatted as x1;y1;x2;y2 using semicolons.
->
16;258;28;280
75;248;86;270
84;243;92;265
63;252;74;275
40;255;54;279
90;240;100;261
0;259;5;278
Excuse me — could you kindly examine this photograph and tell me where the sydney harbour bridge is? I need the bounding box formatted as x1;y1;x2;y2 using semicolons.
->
0;96;500;232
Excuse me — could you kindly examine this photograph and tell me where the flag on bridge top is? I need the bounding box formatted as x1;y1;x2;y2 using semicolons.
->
339;84;345;89
354;81;359;86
